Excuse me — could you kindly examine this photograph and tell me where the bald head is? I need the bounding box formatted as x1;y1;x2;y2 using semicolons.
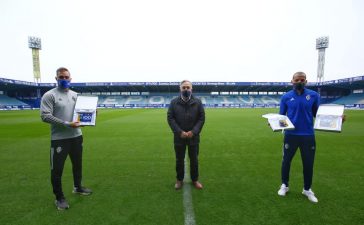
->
292;71;306;79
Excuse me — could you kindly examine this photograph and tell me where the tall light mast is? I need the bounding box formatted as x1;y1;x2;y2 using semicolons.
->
316;36;329;83
28;36;42;83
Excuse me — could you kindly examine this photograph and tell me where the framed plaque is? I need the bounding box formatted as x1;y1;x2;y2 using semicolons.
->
262;113;295;132
73;96;98;126
314;104;344;132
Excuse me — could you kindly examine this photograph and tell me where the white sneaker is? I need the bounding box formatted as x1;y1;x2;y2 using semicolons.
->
278;184;289;196
302;189;318;203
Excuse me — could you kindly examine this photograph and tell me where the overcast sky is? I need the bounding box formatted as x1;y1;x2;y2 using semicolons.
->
0;0;363;83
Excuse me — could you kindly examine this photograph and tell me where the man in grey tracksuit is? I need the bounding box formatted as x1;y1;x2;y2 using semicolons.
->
40;67;92;210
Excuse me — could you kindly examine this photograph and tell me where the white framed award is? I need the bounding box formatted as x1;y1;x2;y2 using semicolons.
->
314;104;344;132
72;96;98;126
262;113;295;132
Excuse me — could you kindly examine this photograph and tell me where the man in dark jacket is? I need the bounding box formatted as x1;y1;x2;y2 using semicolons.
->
167;80;205;190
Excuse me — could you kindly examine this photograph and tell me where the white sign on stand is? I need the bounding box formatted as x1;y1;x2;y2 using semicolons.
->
314;104;344;132
73;96;98;126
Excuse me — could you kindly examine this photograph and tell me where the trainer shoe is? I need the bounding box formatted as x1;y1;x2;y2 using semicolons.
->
193;181;203;190
175;180;183;190
72;186;93;196
302;189;318;203
55;198;69;210
278;184;289;196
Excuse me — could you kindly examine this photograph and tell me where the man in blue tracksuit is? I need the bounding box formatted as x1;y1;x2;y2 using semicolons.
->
277;72;320;203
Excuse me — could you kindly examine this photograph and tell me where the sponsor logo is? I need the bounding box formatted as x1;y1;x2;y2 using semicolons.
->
56;147;62;153
290;97;295;101
79;113;93;122
82;115;92;120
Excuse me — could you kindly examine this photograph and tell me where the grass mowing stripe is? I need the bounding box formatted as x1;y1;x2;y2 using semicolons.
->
183;159;196;225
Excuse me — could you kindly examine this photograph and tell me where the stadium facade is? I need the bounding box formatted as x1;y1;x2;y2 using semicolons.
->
1;75;364;110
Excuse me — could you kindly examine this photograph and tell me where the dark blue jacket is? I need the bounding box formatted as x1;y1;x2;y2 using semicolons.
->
167;95;205;145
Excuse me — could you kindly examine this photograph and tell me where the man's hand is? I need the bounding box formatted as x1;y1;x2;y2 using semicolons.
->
180;131;189;139
65;121;81;128
71;121;82;128
186;131;194;138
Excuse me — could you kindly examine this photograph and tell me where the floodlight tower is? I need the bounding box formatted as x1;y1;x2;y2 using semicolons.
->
316;36;329;83
28;36;42;83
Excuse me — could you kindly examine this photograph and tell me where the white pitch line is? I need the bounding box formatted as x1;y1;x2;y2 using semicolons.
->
183;159;196;225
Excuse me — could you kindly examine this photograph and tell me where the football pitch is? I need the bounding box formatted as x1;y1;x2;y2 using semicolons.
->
0;108;363;225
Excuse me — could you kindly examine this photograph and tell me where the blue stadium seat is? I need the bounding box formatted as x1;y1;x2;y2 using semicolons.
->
95;94;282;107
0;95;29;107
331;93;364;104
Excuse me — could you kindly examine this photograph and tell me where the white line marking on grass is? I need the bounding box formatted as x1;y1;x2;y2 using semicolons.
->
183;159;196;225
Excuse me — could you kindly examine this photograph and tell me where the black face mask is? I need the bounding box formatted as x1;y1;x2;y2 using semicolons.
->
294;82;305;91
182;90;192;98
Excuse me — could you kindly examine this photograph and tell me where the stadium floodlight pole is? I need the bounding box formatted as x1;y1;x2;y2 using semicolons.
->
28;36;42;83
316;36;329;83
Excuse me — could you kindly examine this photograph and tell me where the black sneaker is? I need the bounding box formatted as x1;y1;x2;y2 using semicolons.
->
55;198;70;210
72;186;92;196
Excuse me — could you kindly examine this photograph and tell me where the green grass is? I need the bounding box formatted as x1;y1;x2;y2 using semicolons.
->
0;108;363;225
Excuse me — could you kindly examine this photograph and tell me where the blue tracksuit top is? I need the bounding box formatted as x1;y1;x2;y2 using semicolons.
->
279;88;320;136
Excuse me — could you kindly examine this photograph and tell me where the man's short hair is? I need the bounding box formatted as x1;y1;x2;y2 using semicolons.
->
293;71;306;78
180;80;192;86
56;67;69;75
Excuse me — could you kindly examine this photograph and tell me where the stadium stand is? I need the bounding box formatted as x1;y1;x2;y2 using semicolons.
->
0;94;30;109
97;94;281;106
331;93;364;105
1;75;364;109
